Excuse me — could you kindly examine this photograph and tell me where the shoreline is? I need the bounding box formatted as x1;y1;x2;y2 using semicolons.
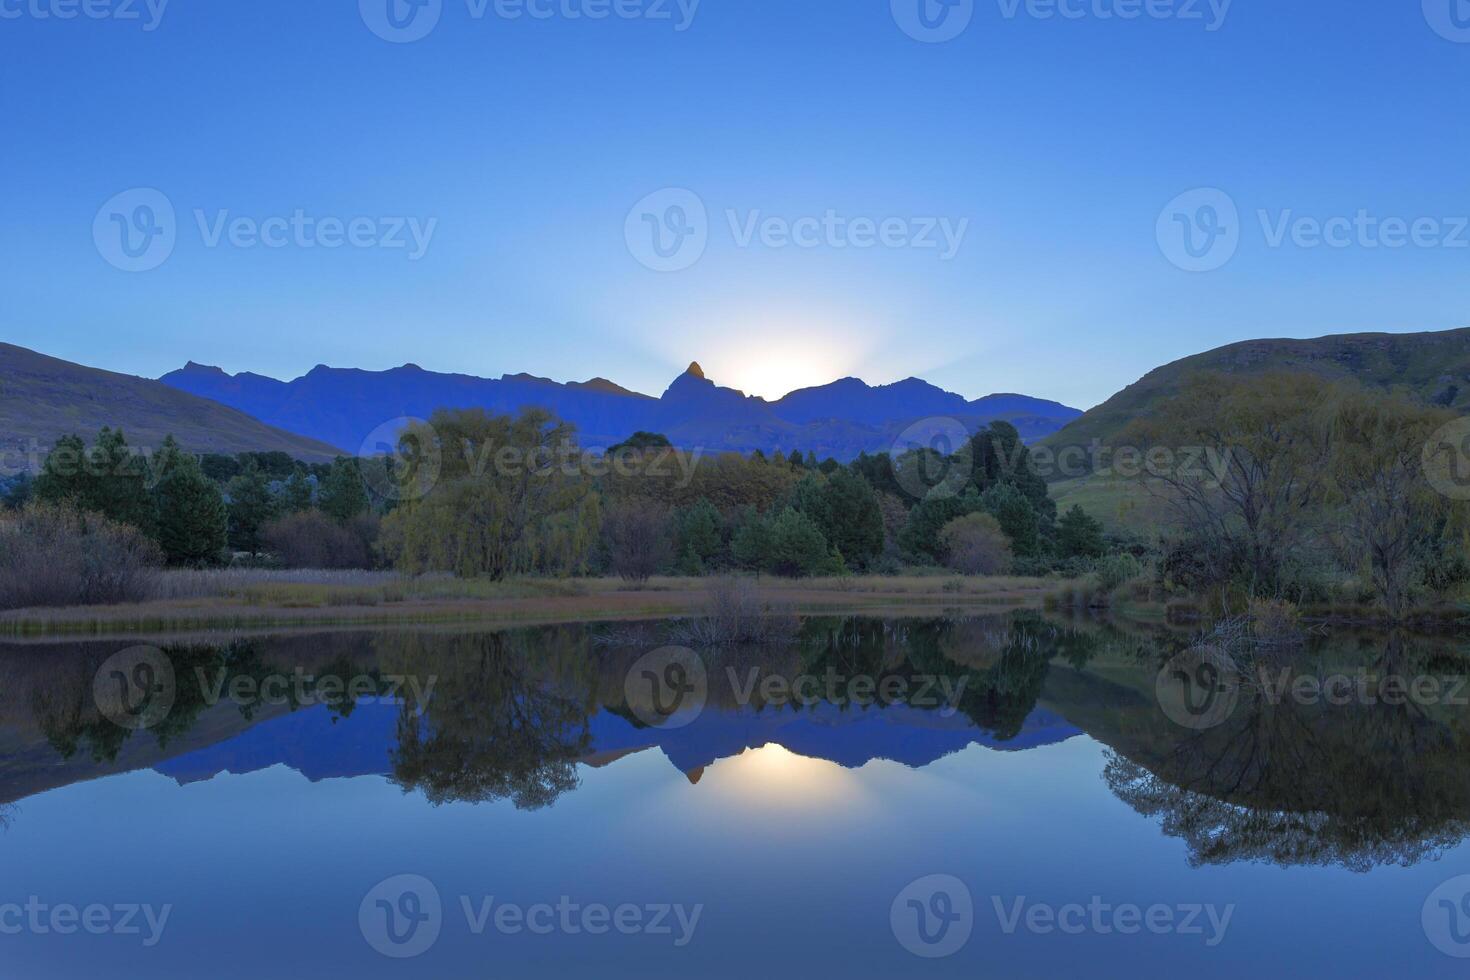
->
0;575;1066;641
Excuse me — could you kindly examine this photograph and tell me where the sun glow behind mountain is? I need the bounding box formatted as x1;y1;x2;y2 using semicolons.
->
663;312;880;401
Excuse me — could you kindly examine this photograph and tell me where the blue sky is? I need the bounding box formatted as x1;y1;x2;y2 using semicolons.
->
2;0;1468;409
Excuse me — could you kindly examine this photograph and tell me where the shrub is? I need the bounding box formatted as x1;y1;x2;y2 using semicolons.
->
937;512;1013;575
1094;552;1144;593
0;503;162;609
667;576;800;646
602;498;673;586
262;511;381;569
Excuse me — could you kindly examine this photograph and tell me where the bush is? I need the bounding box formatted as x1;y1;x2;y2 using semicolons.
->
1094;552;1144;593
0;503;162;609
667;576;800;646
937;512;1013;575
602;498;673;586
261;511;381;569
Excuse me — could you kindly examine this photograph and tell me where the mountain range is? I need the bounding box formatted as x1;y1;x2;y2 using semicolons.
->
160;358;1082;459
0;343;342;466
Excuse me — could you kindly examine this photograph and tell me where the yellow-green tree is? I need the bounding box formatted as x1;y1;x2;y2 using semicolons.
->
380;408;601;578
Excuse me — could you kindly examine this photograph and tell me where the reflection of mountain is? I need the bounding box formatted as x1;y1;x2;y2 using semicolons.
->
145;700;1078;788
6;619;1470;874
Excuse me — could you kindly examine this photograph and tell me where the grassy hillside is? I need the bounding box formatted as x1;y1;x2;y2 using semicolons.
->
0;344;343;469
1041;327;1470;477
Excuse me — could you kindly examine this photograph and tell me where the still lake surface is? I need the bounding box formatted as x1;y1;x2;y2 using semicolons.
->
2;612;1469;978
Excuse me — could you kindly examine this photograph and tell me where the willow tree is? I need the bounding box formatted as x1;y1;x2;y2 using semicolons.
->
380;407;601;579
1327;391;1459;619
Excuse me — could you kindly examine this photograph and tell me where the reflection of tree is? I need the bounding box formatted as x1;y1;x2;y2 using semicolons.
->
1102;633;1470;871
384;630;597;810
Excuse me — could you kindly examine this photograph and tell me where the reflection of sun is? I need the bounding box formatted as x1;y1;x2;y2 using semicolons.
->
698;743;867;810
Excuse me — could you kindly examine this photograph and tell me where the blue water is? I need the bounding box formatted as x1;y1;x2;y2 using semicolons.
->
1;616;1467;978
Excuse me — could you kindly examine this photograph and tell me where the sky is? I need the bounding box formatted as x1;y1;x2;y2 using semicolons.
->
2;0;1469;410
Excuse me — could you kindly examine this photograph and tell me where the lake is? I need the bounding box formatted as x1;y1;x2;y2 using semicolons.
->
2;612;1469;977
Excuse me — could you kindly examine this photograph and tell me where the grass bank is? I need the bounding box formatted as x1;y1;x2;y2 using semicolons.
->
0;571;1071;638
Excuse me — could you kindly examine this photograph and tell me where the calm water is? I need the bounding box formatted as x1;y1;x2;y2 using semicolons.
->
2;614;1469;978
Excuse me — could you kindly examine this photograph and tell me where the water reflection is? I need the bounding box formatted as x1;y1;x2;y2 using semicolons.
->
2;613;1468;872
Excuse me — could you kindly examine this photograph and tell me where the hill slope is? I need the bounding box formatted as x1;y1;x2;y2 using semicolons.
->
0;344;343;468
161;359;1081;459
1040;327;1470;467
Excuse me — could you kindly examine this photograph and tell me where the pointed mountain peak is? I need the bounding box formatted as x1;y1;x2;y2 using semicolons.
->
181;360;226;375
685;361;705;379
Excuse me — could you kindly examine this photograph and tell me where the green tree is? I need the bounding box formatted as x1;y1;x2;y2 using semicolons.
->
152;437;228;566
318;457;369;522
227;460;278;554
733;507;842;577
791;470;884;570
899;491;986;562
674;497;724;571
1056;505;1106;559
979;482;1040;557
35;428;155;535
281;468;315;513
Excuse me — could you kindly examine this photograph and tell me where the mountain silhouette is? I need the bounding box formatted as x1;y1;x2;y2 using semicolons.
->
161;359;1080;459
